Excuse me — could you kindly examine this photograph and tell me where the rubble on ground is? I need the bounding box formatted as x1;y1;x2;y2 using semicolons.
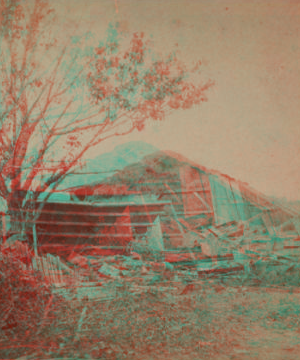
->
2;210;300;302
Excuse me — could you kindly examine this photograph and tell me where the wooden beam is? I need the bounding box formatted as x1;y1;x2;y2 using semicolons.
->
261;212;277;237
14;219;158;227
33;223;38;257
194;191;211;211
34;232;139;238
292;217;300;236
164;183;181;202
9;207;166;217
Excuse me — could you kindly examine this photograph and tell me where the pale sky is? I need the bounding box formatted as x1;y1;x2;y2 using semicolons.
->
53;0;300;201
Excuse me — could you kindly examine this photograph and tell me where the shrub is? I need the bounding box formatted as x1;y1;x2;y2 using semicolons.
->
0;242;52;337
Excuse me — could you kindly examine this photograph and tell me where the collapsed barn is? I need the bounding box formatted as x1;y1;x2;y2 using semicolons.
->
5;151;300;261
61;151;300;258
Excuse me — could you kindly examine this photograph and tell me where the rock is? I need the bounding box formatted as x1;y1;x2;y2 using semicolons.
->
180;283;196;295
68;254;90;269
98;263;120;278
164;262;174;271
149;275;163;285
140;265;149;275
131;252;142;260
150;262;166;272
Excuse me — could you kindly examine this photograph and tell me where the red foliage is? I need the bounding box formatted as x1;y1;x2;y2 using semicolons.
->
0;243;52;336
88;30;214;132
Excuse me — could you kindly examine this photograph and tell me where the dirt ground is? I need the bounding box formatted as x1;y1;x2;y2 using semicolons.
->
2;277;300;360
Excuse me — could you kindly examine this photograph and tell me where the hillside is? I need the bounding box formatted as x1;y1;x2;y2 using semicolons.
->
59;141;159;190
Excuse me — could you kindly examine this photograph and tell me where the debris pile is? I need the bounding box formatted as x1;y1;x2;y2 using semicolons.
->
3;212;300;304
13;212;299;301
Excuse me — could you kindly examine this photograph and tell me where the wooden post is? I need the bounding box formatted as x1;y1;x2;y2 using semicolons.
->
33;223;38;257
2;214;6;244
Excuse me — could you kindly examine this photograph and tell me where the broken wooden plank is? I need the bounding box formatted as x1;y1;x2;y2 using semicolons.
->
198;265;244;277
194;191;212;211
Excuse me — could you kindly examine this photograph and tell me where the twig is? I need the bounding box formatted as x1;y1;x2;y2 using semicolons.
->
36;294;54;335
74;305;87;341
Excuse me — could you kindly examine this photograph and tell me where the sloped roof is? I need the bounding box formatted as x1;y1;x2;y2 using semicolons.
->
65;150;298;218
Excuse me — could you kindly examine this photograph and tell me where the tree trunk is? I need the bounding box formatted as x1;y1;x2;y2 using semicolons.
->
7;190;31;241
